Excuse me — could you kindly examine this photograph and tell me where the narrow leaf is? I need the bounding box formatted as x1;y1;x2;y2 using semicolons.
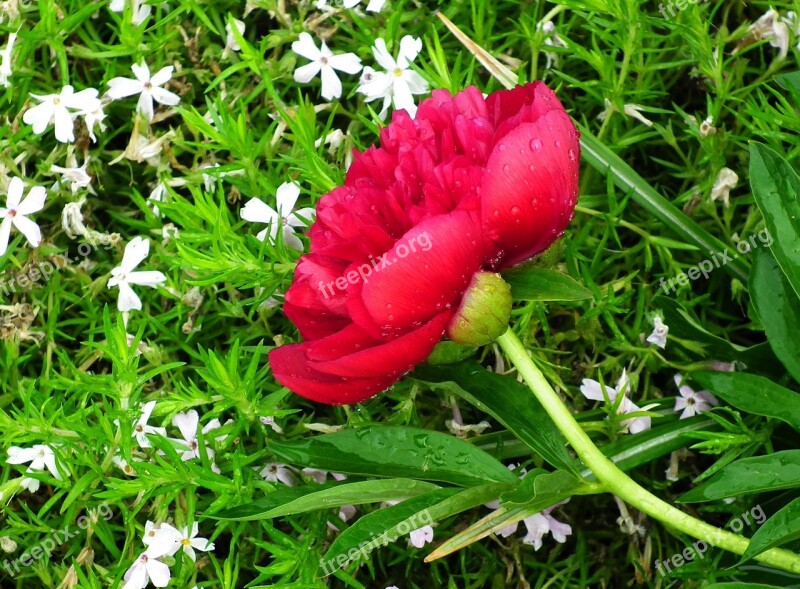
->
503;267;593;301
739;498;800;564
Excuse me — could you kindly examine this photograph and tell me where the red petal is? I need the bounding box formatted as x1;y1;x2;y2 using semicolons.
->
308;312;450;378
480;110;580;269
359;210;484;329
268;344;395;405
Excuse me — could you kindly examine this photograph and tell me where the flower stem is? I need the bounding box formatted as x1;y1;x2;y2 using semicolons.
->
496;328;800;574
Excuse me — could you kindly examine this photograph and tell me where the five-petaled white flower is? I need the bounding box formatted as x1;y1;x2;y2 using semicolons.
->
646;315;669;349
259;462;296;486
0;30;16;88
291;32;362;100
173;523;215;562
241;182;315;251
0;177;46;256
108;237;167;312
23;85;100;143
51;156;92;194
171;410;222;472
488;497;572;550
107;62;181;122
673;374;719;419
121;546;171;589
7;445;62;487
580;370;658;434
132;401;167;448
357;36;428;119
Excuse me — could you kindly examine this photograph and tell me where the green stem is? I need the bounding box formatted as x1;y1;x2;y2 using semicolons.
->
496;328;800;574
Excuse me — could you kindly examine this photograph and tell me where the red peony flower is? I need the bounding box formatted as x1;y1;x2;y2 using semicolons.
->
268;82;580;404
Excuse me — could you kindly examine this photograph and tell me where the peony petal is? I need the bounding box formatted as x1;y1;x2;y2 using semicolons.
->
480;110;580;269
308;311;450;378
359;210;484;330
268;343;396;404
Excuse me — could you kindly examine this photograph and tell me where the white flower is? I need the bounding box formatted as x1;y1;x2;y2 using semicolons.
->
536;20;568;69
0;177;46;256
174;523;214;562
223;19;246;57
259;462;296;486
747;9;790;59
109;0;151;26
108;237;167;312
51;156;91;194
132;401;166;448
580;370;657;434
623;104;654;127
0;535;17;552
357;36;428;119
241;182;315;251
646;315;668;349
521;503;572;550
142;521;180;551
23;85;99;143
408;525;434;548
316;0;386;11
710;167;738;208
328;503;358;532
172;410;222;472
292;32;362;100
78;99;107;143
446;399;490;438
698;116;716;137
7;444;61;480
121;549;171;589
673;374;718;419
0;31;16;88
107;62;181;122
259;415;283;433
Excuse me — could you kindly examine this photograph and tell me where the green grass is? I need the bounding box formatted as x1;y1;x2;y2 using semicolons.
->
1;0;799;587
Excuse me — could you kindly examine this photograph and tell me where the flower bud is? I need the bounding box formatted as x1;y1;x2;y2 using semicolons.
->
447;272;512;346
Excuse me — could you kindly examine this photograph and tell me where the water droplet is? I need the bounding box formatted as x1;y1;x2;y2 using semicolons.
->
503;164;511;173
511;206;520;216
498;143;507;152
492;209;500;217
528;164;536;172
530;138;543;151
555;140;561;148
568;148;577;162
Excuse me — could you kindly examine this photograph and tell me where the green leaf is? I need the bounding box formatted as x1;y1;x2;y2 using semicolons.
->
412;362;579;475
500;469;582;508
321;489;459;575
749;143;800;300
701;584;788;589
214;479;441;521
739;498;800;564
679;451;800;502
268;426;519;487
579;129;749;283
654;296;778;367
750;249;800;383
502;267;593;301
691;371;800;431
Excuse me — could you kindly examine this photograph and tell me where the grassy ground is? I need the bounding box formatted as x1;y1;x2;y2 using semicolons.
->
1;0;799;587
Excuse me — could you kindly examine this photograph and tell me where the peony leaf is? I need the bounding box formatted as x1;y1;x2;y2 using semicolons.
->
679;451;800;503
267;426;519;487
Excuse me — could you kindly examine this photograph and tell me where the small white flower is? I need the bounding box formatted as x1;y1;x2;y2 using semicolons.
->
536;20;568;69
408;525;434;548
23;85;99;143
259;462;296;486
109;0;151;26
142;521;181;552
6;444;61;480
78;99;107;143
51;156;91;194
174;523;215;562
622;104;654;127
646;315;668;349
108;237;167;312
710;167;738;208
446;399;490;438
241;182;315;251
673;374;718;419
316;0;386;11
328;503;358;532
0;30;17;88
0;535;17;552
259;415;283;433
121;549;171;589
223;19;246;57
292;32;362;100
357;36;428;119
132;401;167;448
171;410;222;472
107;62;181;122
0;177;46;256
580;370;657;434
747;9;790;59
698;115;716;137
521;503;572;550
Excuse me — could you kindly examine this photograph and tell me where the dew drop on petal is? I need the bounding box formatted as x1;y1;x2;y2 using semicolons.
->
530;138;543;151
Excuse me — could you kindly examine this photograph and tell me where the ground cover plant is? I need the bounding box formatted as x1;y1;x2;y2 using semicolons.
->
1;0;800;588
